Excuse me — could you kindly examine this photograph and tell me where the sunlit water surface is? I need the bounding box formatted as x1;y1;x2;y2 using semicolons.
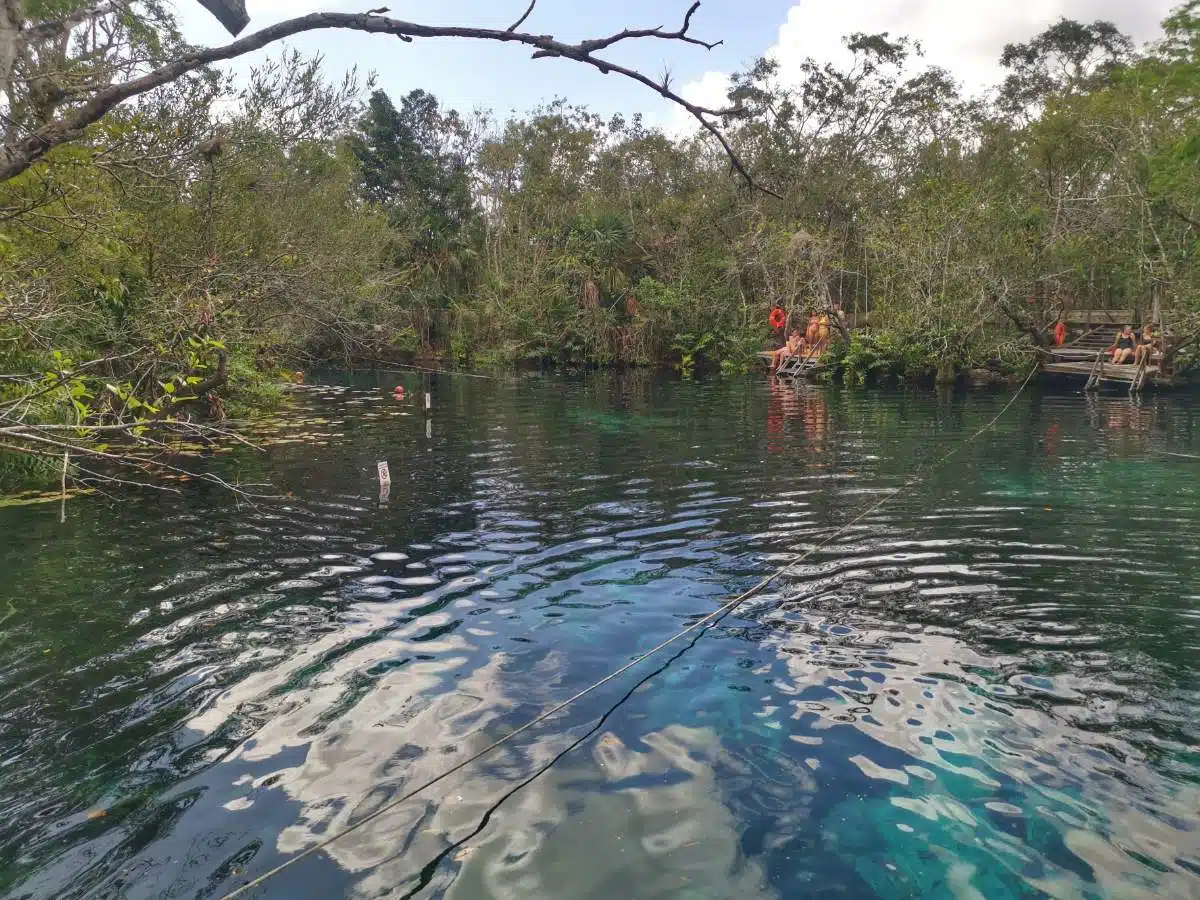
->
1;374;1198;899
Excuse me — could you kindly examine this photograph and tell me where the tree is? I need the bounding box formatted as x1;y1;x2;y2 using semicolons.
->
998;18;1134;119
349;89;475;238
3;1;1199;497
347;88;482;353
0;1;753;186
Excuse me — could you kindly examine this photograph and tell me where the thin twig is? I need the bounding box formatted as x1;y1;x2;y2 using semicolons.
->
10;429;273;499
506;0;536;32
60;449;69;523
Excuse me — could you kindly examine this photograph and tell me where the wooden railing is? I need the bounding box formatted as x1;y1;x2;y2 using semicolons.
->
1064;309;1135;326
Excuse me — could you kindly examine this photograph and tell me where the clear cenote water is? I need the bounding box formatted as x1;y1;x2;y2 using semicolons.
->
0;373;1198;899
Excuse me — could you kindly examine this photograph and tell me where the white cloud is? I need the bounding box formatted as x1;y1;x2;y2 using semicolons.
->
670;0;1177;132
770;0;1175;96
247;0;335;17
666;69;732;136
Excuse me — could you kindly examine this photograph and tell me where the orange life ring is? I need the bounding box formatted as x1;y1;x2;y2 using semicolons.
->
768;307;786;329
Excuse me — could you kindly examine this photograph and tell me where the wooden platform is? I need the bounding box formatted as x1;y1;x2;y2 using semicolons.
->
757;350;825;380
1043;359;1140;380
1042;357;1175;390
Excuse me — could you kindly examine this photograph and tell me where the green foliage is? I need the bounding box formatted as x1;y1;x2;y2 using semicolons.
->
828;329;948;385
3;5;1200;489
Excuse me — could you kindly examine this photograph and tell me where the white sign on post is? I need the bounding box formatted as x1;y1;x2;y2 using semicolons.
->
377;461;391;503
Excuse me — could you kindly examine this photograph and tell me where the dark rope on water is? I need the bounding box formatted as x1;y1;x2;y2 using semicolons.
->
373;361;497;380
396;628;708;899
220;363;1040;900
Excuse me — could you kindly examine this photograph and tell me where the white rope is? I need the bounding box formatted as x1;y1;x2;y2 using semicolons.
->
221;363;1039;899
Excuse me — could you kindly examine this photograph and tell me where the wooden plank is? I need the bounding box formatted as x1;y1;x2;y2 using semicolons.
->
1044;361;1147;382
1064;309;1134;324
196;0;250;35
1050;349;1106;361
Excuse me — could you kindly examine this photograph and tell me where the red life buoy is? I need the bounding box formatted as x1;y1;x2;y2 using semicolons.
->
768;307;786;329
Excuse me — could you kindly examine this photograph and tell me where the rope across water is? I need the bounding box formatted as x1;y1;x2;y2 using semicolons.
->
222;363;1040;899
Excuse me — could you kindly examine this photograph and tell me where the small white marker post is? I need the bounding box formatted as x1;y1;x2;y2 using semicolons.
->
424;392;432;411
377;460;391;504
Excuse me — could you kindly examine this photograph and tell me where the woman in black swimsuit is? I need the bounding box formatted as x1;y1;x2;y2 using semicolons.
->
1111;326;1136;364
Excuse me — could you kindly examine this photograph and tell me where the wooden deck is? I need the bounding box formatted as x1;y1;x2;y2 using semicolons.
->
757;350;825;380
1042;355;1175;390
1044;325;1178;391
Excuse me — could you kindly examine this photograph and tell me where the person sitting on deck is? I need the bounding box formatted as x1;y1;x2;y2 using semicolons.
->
1134;324;1156;366
771;329;804;371
1109;325;1136;364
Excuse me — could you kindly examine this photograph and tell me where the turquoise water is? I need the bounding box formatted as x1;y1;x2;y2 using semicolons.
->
0;374;1197;899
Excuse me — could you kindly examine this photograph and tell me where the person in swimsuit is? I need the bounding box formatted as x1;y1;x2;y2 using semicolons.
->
771;329;804;371
816;312;831;353
805;312;820;348
1110;325;1136;364
1133;324;1157;366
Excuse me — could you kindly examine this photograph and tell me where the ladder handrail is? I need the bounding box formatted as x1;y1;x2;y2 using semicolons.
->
1085;350;1103;391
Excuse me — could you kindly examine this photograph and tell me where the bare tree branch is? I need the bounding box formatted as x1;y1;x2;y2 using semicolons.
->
574;1;719;53
1165;201;1200;231
25;2;117;42
6;426;272;498
0;4;764;192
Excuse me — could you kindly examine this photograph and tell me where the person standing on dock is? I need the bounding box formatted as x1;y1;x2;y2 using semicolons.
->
1054;321;1068;346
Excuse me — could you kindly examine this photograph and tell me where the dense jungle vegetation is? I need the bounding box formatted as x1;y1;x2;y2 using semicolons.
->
0;1;1198;488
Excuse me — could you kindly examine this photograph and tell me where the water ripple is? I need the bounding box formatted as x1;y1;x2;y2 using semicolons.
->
0;379;1197;899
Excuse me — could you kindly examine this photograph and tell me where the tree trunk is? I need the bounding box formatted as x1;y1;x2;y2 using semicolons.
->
997;298;1049;347
0;0;20;119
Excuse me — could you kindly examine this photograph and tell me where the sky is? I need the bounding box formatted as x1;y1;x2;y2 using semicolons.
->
175;0;1181;128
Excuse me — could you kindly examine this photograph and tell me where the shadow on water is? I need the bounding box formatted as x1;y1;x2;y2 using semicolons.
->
0;373;1197;899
